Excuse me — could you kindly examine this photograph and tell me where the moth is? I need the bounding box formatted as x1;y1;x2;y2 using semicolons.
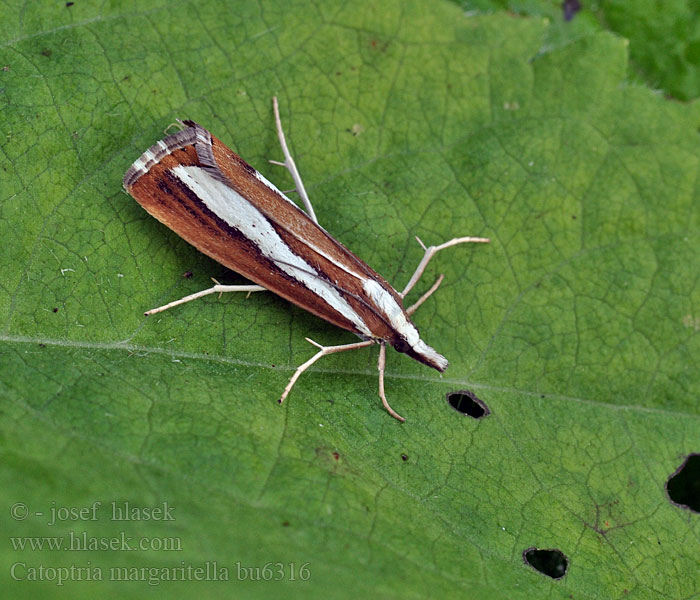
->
123;98;489;421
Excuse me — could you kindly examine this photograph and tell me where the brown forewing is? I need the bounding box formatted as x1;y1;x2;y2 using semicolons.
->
124;125;409;343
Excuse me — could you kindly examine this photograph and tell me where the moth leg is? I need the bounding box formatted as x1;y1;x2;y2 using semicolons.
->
164;120;187;134
269;96;318;224
279;337;374;405
400;236;490;298
406;274;444;316
144;278;266;316
377;343;405;422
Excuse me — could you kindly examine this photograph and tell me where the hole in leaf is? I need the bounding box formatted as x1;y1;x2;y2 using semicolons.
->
446;390;490;418
666;453;700;512
523;547;568;579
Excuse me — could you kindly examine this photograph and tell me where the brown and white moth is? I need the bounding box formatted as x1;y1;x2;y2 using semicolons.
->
123;98;489;421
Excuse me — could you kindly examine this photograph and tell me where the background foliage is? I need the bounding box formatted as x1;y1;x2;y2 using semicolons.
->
461;0;700;101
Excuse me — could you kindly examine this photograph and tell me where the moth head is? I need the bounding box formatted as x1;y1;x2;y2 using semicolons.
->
361;279;449;372
392;334;448;372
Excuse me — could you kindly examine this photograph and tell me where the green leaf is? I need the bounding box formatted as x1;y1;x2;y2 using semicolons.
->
596;0;700;101
1;1;698;598
459;0;700;101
